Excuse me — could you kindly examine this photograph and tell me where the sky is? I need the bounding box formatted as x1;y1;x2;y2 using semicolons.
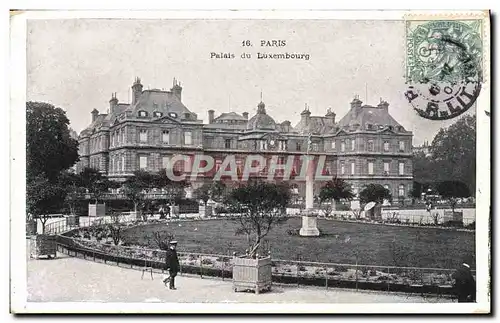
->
26;19;476;146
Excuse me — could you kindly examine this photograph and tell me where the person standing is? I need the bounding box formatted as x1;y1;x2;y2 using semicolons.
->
452;261;476;302
163;240;180;290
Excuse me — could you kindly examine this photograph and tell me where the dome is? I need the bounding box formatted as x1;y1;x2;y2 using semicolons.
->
246;101;277;130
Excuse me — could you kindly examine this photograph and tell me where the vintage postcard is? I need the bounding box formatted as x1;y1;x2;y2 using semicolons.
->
10;10;490;314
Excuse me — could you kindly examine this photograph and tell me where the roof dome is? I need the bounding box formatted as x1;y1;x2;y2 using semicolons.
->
246;101;277;130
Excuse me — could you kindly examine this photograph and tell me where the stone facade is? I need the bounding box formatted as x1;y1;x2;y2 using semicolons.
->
76;78;413;201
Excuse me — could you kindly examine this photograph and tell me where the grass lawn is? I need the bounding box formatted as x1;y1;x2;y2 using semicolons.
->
122;218;475;269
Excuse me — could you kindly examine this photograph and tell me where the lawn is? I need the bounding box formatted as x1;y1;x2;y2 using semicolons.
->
121;218;475;269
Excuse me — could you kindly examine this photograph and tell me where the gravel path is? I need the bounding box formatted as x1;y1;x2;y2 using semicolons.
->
27;253;453;303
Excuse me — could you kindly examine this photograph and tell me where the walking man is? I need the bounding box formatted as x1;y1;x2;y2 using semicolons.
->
452;260;476;302
163;240;180;290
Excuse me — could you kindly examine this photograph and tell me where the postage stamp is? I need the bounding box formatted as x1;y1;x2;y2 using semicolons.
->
9;10;491;315
404;19;484;120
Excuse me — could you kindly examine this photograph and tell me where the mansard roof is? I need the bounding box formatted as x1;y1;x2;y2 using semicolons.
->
336;104;403;130
124;89;192;118
294;116;335;135
215;112;247;122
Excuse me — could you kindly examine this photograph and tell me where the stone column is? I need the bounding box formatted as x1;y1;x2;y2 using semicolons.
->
299;157;320;236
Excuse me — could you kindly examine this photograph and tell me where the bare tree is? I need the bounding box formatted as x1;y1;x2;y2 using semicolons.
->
226;181;291;258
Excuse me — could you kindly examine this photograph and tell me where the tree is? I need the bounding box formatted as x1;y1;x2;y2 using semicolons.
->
27;101;79;182
359;184;392;205
123;171;149;215
193;181;228;205
430;115;476;194
58;171;85;215
156;169;188;204
79;167;117;204
226;181;291;258
26;175;67;233
148;230;175;251
318;178;355;216
436;180;471;212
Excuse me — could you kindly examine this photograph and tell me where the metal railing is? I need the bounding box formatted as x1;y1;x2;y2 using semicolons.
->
38;217;470;297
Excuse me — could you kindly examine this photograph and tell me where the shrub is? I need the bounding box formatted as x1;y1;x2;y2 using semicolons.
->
201;258;214;265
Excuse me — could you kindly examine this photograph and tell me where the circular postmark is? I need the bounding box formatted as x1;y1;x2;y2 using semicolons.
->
405;20;482;120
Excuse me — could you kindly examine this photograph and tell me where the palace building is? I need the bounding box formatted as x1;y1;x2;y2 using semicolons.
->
76;78;413;200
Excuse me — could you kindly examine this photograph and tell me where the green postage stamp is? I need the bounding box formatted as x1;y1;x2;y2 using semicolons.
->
404;18;484;120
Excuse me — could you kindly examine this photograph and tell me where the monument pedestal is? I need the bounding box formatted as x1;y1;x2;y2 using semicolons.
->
299;213;320;237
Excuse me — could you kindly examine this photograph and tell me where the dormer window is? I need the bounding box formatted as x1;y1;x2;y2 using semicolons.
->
153;111;163;118
366;124;373;130
168;112;178;118
138;110;148;117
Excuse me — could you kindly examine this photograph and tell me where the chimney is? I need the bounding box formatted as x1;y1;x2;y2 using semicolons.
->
325;107;336;125
91;109;99;122
350;95;363;116
109;93;118;114
242;112;249;120
171;77;182;101
131;77;143;105
300;104;311;126
377;98;389;111
281;120;291;133
208;110;215;124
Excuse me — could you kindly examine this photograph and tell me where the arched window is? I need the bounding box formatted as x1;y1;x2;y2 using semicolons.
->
138;110;148;117
153;111;163;118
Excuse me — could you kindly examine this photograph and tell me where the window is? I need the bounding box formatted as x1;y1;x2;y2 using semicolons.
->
162;130;170;144
139;129;147;142
341;162;345;175
399;162;405;175
184;131;192;145
351;139;356;151
110;158;115;173
383;141;390;152
399;141;405;152
384;162;390;174
259;140;267;150
225;139;231;149
154;111;163;118
331;140;336;150
139;156;147;169
312;143;319;151
368;162;374;175
296;142;302;151
121;155;125;172
341;141;346;152
398;184;405;197
138;110;148;117
279;140;287;151
367;140;374;152
351;162;355;175
162;156;169;170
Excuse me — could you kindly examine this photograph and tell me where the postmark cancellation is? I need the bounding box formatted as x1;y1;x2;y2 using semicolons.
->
404;17;485;121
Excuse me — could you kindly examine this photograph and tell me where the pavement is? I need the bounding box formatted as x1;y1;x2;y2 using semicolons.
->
27;251;453;303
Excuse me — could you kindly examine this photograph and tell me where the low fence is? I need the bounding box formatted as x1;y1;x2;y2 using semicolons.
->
38;217;471;297
52;231;466;298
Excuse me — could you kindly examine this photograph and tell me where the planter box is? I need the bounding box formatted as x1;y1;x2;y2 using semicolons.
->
88;203;106;217
66;215;80;227
232;256;272;294
30;234;57;259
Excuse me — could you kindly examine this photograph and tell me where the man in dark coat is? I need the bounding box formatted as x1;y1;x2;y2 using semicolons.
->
452;261;476;302
163;240;180;290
